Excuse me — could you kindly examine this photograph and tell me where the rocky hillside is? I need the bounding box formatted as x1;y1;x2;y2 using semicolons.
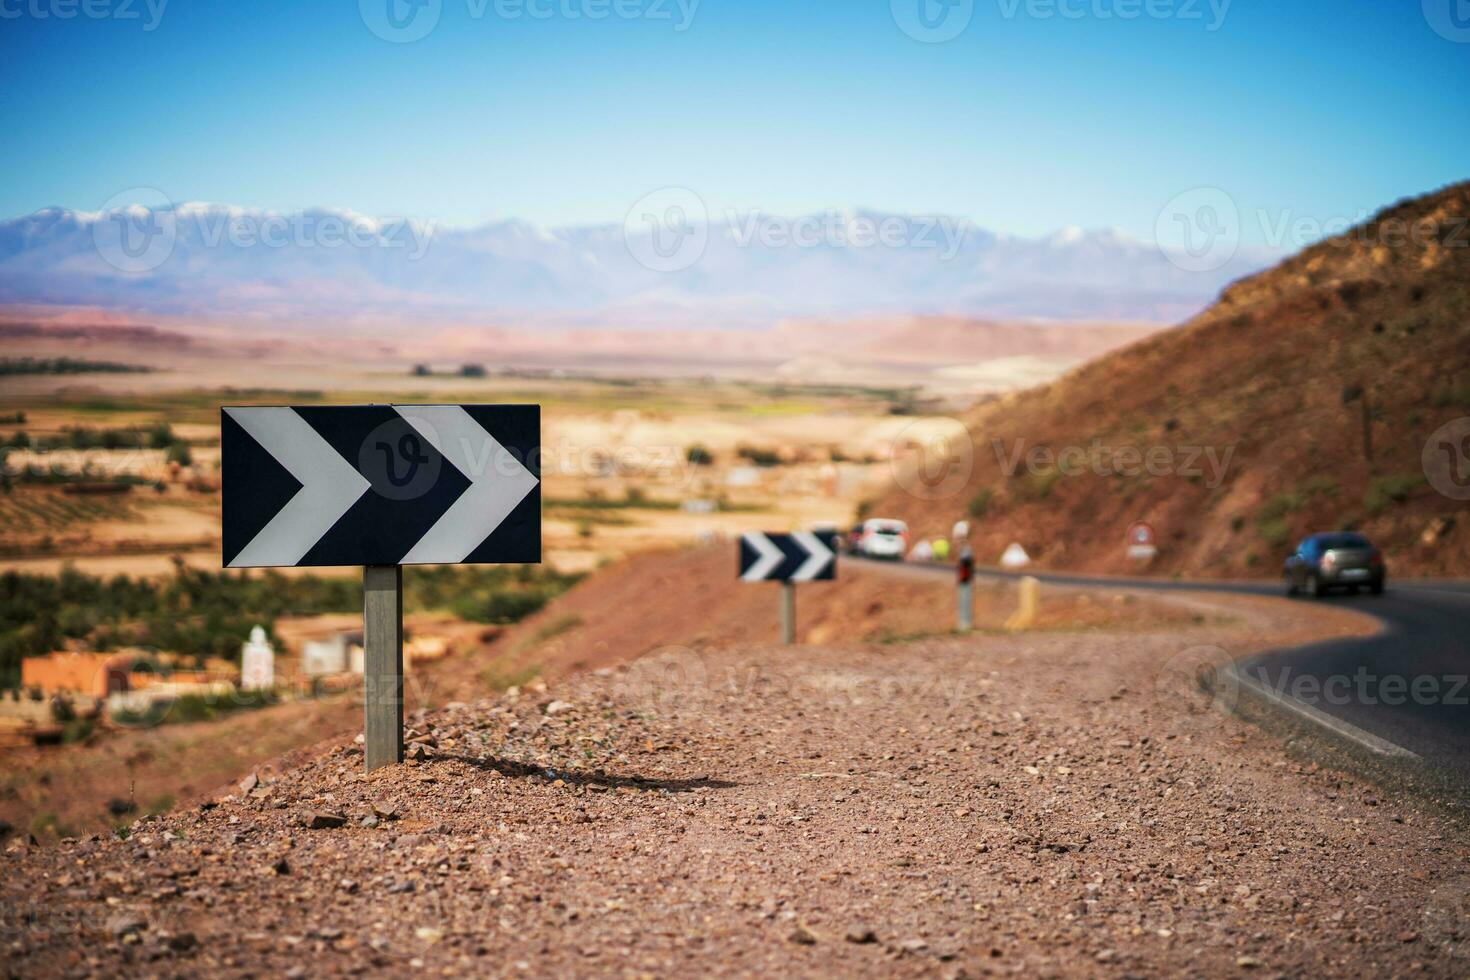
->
877;181;1470;578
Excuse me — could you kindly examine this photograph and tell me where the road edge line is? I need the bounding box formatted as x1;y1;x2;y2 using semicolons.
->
1225;664;1421;759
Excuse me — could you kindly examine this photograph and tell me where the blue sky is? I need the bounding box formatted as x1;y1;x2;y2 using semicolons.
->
1;0;1466;246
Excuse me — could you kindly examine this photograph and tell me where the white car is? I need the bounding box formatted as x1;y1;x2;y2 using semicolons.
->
855;518;909;560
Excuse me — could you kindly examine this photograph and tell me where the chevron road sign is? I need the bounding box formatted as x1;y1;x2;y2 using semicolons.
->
221;403;540;772
222;404;540;568
738;531;837;645
738;531;837;582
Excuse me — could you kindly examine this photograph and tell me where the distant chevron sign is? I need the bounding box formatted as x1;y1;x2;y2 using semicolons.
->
221;405;539;568
738;531;837;582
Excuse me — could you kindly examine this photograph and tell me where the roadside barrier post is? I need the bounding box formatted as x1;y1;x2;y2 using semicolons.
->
1005;575;1041;631
363;564;404;771
957;547;974;632
780;581;796;645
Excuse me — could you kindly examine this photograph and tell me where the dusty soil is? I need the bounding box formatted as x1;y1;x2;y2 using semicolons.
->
6;580;1459;978
1;547;1196;840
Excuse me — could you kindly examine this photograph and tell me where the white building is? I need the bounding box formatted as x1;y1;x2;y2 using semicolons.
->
240;626;275;691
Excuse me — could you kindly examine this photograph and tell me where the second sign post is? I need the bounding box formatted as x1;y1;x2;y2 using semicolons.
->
738;531;837;644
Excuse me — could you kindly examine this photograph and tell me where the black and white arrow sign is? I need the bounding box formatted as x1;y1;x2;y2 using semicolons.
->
222;404;539;568
738;531;837;582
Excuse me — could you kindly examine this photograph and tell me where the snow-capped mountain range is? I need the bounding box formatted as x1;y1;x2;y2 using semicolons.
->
0;203;1268;326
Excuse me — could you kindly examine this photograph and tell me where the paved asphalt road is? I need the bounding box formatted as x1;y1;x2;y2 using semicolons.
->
855;557;1470;789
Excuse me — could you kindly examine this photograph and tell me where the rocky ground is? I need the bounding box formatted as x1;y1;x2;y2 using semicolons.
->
4;590;1467;978
0;546;1191;840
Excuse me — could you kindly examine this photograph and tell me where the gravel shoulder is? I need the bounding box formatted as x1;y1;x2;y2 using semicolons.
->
4;588;1466;978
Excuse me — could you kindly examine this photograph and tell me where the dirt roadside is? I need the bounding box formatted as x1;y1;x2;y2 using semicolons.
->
7;581;1464;978
1;546;1197;839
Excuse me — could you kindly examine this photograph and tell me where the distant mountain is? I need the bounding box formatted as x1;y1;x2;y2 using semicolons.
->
0;203;1267;326
872;181;1470;578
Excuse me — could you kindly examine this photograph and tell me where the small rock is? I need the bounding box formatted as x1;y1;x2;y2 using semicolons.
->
1398;930;1419;943
788;924;819;945
167;932;197;952
239;773;259;794
1236;955;1263;969
272;857;291;876
545;700;574;716
305;811;347;830
845;926;878;944
1095;949;1116;963
415;926;444;944
108;913;146;939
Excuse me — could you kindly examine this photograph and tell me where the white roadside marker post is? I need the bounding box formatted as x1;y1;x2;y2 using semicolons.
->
363;564;404;771
780;581;796;645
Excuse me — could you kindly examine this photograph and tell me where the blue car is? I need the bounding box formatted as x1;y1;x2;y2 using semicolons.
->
1284;532;1386;597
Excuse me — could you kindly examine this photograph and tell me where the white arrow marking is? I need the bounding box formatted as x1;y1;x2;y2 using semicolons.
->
225;407;370;567
790;531;834;581
396;406;539;564
740;532;784;581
